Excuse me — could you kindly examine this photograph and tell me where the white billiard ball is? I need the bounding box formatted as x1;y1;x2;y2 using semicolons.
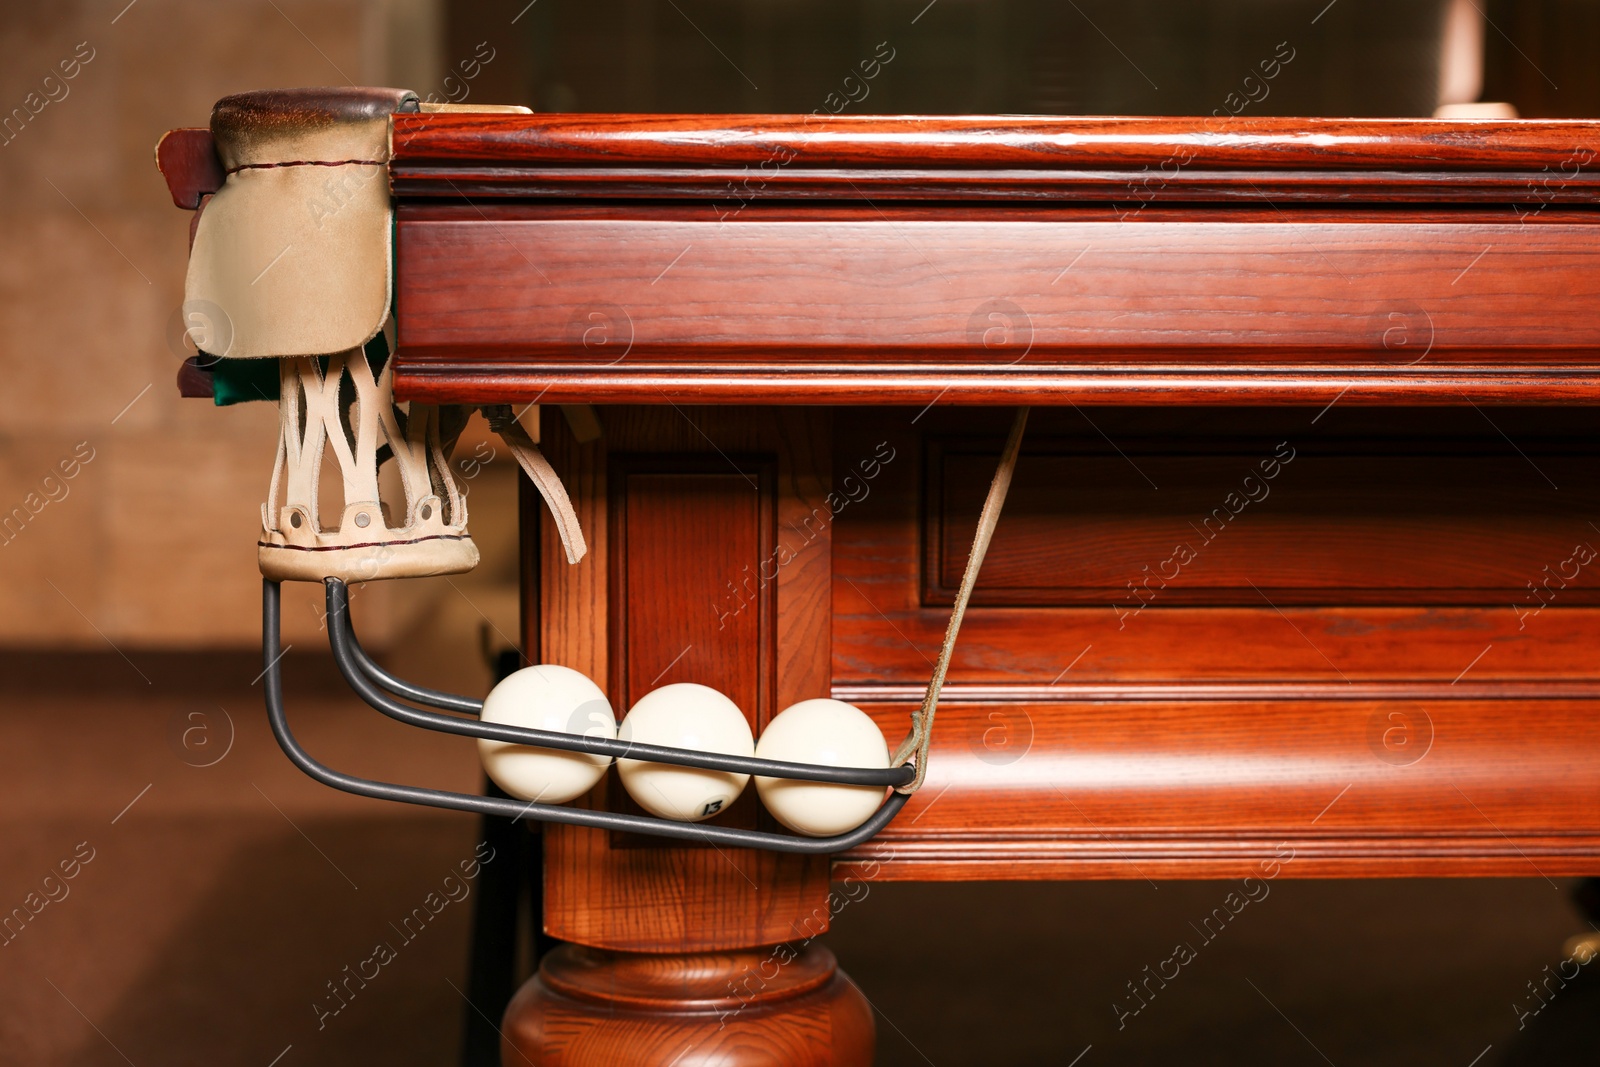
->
755;699;889;837
618;683;753;822
477;665;616;804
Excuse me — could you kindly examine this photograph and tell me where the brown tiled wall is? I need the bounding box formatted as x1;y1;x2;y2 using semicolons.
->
0;1;530;650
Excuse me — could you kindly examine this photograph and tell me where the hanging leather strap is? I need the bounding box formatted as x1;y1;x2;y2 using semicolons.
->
891;407;1030;793
498;421;588;565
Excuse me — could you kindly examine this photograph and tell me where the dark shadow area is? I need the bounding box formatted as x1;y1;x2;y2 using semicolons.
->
1496;961;1600;1064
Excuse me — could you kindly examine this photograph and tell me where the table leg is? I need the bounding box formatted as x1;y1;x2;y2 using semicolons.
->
501;942;873;1065
514;407;857;1064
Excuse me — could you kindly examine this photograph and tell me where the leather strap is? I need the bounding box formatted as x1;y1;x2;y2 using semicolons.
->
892;407;1030;793
498;421;589;565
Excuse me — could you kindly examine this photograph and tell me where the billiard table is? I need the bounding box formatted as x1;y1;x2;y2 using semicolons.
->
161;99;1600;1065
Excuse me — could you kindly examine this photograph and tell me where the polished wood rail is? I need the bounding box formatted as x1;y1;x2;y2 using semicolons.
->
389;113;1600;202
387;115;1600;407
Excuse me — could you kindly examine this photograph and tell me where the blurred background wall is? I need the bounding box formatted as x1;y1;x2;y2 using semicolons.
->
0;0;524;667
3;0;1597;657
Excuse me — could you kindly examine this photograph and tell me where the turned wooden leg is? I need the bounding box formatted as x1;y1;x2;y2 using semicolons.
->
519;409;869;1064
501;942;874;1066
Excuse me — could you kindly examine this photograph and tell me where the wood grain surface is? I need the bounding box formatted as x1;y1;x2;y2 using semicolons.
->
387;115;1600;407
603;461;775;837
393;205;1600;406
154;127;221;209
538;407;835;952
502;943;873;1066
924;432;1600;605
389;113;1600;203
830;406;1600;880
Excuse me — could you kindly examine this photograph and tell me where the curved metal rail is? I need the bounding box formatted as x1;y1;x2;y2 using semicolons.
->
261;579;912;853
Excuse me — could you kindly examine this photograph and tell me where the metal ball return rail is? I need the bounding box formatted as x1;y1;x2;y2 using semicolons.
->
261;577;914;853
